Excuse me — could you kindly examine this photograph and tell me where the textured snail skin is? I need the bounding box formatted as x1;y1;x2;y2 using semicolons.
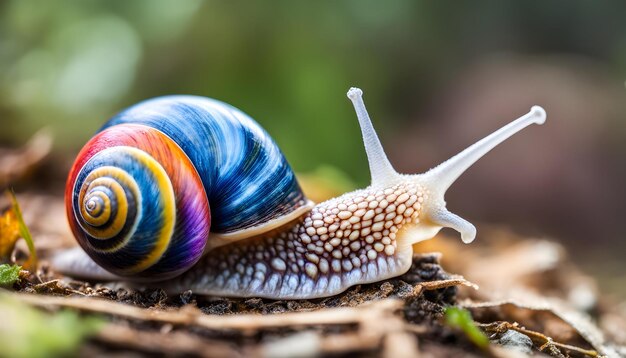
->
60;88;546;299
162;181;427;298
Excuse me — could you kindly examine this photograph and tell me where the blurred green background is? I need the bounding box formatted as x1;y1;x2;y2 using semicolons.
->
1;1;625;296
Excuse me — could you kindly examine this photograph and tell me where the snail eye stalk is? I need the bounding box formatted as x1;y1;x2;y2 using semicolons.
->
420;106;547;243
347;87;400;187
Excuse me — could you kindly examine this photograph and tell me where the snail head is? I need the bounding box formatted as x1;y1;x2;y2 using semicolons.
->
346;87;546;247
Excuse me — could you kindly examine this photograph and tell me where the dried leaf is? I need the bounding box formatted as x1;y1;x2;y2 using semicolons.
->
0;191;37;269
419;231;599;312
0;205;21;262
478;321;600;357
464;300;620;357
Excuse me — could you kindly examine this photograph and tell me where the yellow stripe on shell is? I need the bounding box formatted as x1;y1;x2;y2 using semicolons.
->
81;175;129;239
120;147;176;274
77;168;122;229
74;147;176;274
76;166;140;255
84;192;104;216
82;190;111;226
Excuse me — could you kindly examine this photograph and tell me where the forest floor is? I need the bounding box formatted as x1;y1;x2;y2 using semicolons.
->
0;133;625;358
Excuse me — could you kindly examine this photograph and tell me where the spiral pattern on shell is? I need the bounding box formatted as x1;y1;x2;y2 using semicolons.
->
67;125;211;279
66;95;310;280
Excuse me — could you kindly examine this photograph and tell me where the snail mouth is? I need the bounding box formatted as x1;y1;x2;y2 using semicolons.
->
395;223;443;253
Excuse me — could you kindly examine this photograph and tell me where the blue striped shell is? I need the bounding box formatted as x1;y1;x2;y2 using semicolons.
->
105;96;310;234
67;95;312;279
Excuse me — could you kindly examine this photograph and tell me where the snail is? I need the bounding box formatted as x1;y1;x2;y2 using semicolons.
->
54;87;546;299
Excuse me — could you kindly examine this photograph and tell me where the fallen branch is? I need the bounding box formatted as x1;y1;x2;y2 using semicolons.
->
9;292;404;332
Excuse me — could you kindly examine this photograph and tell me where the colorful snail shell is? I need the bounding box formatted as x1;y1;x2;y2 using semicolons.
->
55;88;546;299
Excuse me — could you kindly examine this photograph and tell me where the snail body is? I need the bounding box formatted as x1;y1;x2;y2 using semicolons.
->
56;88;546;299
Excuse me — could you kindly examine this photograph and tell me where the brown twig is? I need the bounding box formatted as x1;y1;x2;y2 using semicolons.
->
6;291;430;357
9;292;404;332
477;321;600;357
94;323;242;358
411;277;479;296
31;279;86;296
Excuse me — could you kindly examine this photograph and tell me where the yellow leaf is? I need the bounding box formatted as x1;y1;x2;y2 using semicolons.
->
0;208;21;262
0;191;37;269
